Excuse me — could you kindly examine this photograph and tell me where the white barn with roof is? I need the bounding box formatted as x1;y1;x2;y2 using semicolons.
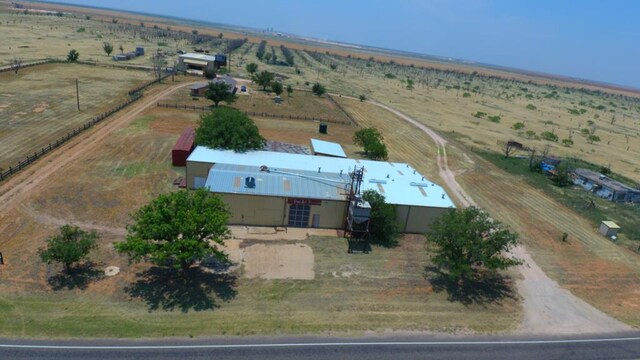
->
185;146;455;233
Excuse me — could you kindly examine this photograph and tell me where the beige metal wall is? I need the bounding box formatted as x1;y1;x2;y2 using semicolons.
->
220;193;287;226
395;205;450;234
306;200;347;228
185;161;213;189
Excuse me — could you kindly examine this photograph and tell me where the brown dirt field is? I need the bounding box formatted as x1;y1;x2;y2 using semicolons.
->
241;242;315;280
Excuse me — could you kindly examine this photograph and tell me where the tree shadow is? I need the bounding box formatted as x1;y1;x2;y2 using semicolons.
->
425;266;517;306
125;266;237;313
47;262;104;291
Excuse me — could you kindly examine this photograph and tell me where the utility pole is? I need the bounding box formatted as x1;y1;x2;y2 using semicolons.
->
76;78;80;111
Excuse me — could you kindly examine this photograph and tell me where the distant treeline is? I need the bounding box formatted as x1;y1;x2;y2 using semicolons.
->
280;45;294;66
256;40;267;60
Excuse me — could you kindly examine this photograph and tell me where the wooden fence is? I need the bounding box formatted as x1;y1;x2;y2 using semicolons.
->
156;103;352;125
327;94;359;126
0;59;52;74
0;93;143;182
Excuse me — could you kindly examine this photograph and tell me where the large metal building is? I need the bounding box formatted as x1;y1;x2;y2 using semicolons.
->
185;146;455;233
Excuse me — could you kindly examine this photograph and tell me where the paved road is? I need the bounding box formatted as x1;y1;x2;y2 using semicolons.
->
1;333;639;360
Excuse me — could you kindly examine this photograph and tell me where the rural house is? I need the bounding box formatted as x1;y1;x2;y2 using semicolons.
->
573;168;640;203
179;53;227;73
185;146;455;233
190;76;238;97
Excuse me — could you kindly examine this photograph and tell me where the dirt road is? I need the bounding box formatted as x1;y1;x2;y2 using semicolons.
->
365;98;632;334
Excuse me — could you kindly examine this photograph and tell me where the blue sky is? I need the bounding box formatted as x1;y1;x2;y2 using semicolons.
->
53;1;640;88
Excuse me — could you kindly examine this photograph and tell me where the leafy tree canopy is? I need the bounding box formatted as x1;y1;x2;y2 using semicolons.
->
253;70;274;91
195;107;265;152
38;225;98;274
102;42;113;56
115;189;230;272
67;49;79;62
353;127;388;160
362;190;399;247
427;206;522;282
246;62;258;75
312;82;326;96
205;81;237;107
271;81;283;96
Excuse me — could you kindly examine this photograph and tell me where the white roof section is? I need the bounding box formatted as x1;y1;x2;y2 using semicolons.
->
310;138;347;158
180;53;217;62
188;146;455;209
601;221;620;229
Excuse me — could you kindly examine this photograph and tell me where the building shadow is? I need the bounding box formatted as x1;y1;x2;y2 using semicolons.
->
47;262;104;291
425;266;517;306
125;266;237;313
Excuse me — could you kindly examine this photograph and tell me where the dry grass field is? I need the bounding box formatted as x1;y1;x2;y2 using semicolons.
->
0;98;521;337
0;1;639;336
165;85;352;124
0;63;152;170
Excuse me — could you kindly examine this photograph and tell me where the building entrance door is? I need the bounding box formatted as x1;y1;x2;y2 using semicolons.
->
288;204;310;227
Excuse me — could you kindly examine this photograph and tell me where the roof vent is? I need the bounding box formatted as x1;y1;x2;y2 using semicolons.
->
245;176;256;188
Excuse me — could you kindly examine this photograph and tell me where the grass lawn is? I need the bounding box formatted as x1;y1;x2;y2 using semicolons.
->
0;235;522;338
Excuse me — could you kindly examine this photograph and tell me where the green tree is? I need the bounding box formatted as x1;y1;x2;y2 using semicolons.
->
205;81;237;107
551;163;572;187
253;70;274;91
246;62;258;76
312;82;326;96
67;49;79;62
271;81;283;96
364;140;388;160
102;42;113;56
115;189;230;273
359;94;366;102
195;107;265;152
38;225;98;274
406;77;415;90
353;127;383;147
353;127;388;160
286;84;293;97
362;190;399;247
203;68;216;80
427;207;522;282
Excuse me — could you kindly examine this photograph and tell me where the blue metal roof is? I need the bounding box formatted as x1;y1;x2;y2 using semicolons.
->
188;147;455;208
205;164;350;201
310;138;347;158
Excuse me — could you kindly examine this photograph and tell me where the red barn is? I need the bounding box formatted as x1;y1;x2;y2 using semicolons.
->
172;128;196;166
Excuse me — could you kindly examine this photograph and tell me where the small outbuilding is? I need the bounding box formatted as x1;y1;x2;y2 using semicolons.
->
172;128;196;166
310;138;347;158
599;221;621;238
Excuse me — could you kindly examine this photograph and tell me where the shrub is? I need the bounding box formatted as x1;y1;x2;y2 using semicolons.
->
525;130;536;139
568;108;580;115
512;122;525;130
472;111;487;118
488;115;501;123
462;92;471;98
561;138;574;147
540;131;558;142
384;73;396;79
526;104;537;110
587;134;601;144
311;82;326;96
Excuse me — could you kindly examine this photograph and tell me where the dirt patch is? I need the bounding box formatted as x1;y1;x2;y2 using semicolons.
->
32;101;49;113
242;243;314;280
